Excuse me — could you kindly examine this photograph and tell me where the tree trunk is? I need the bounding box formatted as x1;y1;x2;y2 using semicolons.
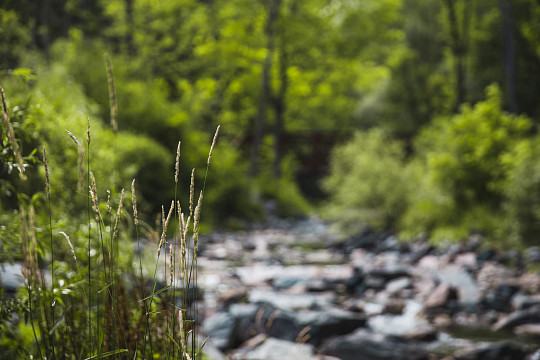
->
273;39;288;178
249;0;281;177
125;0;135;55
443;0;467;110
498;0;518;113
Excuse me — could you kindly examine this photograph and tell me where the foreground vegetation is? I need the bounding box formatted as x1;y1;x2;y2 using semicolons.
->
2;0;540;357
2;77;219;358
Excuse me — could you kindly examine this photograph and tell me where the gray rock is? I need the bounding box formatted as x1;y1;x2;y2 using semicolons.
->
493;304;540;331
203;312;237;351
436;265;480;304
227;303;365;347
231;337;315;360
480;283;520;312
0;263;24;294
321;328;429;360
454;342;530;360
248;289;336;310
526;247;540;263
425;283;458;309
386;277;412;294
511;293;540;311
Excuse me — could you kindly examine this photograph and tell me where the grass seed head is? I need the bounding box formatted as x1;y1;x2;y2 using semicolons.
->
43;147;50;200
132;178;138;226
207;125;220;165
112;189;125;242
104;54;118;133
189;169;195;216
193;190;203;257
158;200;174;257
1;87;25;176
175;141;181;184
60;231;77;263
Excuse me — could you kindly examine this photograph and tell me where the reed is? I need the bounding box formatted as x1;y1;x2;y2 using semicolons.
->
1;87;25;177
2;73;219;360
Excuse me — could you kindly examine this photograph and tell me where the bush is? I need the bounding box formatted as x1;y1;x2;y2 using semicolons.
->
322;129;412;236
405;84;531;242
502;137;540;247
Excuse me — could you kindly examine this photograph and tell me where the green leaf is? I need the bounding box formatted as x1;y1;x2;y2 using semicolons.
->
139;285;171;302
83;349;128;360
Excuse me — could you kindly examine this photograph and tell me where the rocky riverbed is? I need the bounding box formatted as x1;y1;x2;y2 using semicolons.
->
197;216;540;360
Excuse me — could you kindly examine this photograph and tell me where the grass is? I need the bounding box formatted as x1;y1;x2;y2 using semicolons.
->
0;56;219;359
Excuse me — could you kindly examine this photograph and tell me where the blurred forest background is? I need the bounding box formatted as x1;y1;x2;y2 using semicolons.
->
2;0;540;250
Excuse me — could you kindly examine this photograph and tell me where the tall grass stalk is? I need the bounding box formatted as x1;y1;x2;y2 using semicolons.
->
86;121;94;356
42;146;56;360
1;87;25;177
3;78;218;359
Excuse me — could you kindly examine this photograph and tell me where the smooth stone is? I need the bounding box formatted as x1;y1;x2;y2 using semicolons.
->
321;328;429;360
230;337;315;360
493;304;540;331
453;342;531;360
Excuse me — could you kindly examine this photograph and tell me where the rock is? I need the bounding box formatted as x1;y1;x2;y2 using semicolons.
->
382;298;406;315
425;283;459;309
248;288;336;310
369;300;429;336
480;283;520;312
227;303;366;347
375;236;410;254
518;273;540;294
476;248;498;263
0;263;24;295
454;342;530;360
219;287;248;308
454;252;477;269
363;266;412;291
321;328;429;360
386;277;412;294
345;267;365;293
435;265;479;304
528;349;540;360
202;312;237;351
511;293;540;310
403;326;438;342
493;304;540;331
477;262;514;292
230;337;316;360
409;243;434;264
345;228;382;252
514;324;540;337
229;303;261;345
272;277;308;290
265;307;367;346
499;249;524;269
526;247;540;263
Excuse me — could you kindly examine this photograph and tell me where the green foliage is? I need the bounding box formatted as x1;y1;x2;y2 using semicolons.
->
501;137;540;247
323;129;412;235
257;153;311;218
415;84;530;208
0;10;31;69
403;84;531;242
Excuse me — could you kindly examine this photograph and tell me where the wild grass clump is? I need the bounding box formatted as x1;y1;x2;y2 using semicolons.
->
0;59;219;359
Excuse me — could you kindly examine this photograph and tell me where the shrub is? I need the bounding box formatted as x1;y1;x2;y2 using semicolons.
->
405;84;531;242
322;128;412;236
502;137;540;247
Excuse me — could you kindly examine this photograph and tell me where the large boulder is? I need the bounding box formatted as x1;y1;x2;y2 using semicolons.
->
454;342;531;360
493;304;540;331
321;328;429;360
212;303;366;348
230;337;316;360
203;311;238;351
480;283;520;312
